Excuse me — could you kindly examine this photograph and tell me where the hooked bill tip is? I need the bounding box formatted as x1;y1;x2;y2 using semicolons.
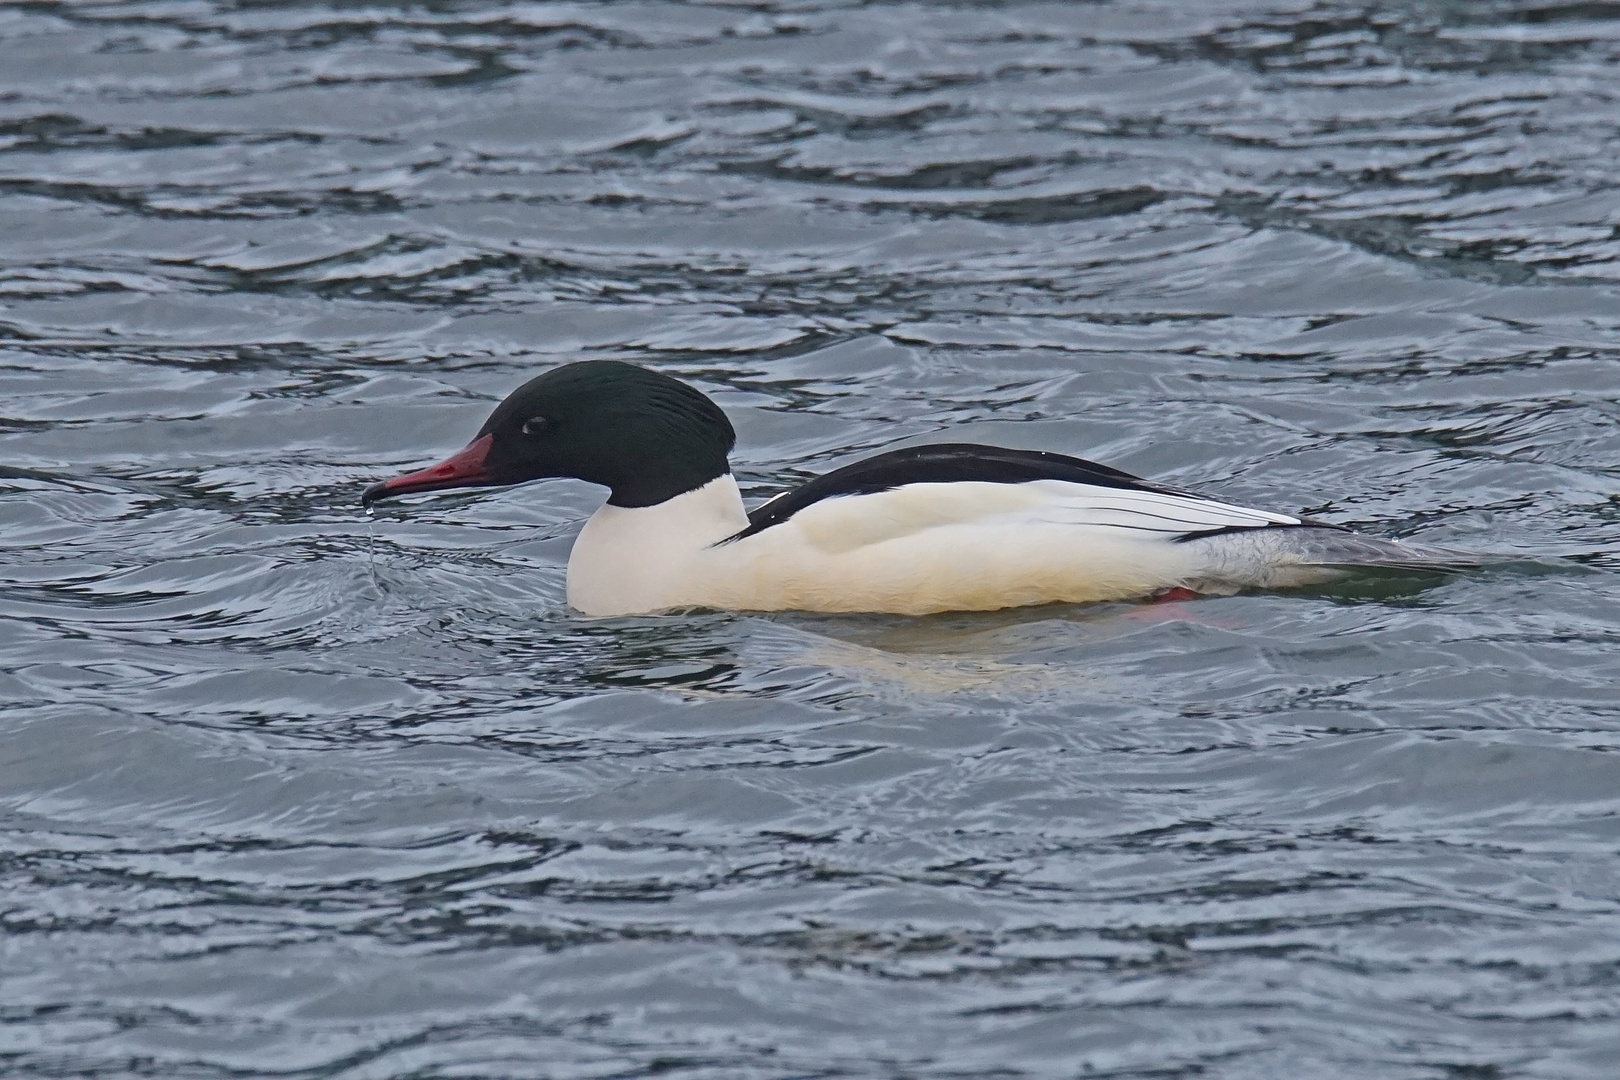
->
357;435;496;508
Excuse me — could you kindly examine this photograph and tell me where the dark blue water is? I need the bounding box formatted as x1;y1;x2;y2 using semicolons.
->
3;2;1620;1077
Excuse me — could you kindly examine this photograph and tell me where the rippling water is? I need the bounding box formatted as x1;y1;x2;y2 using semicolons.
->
4;2;1620;1077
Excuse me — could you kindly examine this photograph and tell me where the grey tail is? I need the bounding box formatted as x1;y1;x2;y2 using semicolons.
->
1178;524;1493;592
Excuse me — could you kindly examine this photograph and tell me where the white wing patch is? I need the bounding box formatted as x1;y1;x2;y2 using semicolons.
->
780;479;1298;555
1017;479;1301;534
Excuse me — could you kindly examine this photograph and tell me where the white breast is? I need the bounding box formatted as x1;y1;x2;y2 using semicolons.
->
565;474;749;616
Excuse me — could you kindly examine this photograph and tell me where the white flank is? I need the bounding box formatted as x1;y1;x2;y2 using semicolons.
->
565;477;1357;617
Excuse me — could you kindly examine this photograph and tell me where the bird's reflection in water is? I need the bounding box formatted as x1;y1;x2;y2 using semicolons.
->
745;602;1174;699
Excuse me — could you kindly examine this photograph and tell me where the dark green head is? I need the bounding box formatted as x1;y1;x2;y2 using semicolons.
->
362;360;736;509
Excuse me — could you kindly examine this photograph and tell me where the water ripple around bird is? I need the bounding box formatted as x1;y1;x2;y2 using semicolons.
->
2;2;1618;1078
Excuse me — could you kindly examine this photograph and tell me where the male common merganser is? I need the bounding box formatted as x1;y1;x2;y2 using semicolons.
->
362;360;1464;617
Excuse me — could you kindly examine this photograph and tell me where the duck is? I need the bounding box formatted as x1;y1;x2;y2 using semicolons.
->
361;359;1466;617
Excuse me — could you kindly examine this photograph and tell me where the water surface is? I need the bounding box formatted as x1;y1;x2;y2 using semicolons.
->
3;2;1619;1078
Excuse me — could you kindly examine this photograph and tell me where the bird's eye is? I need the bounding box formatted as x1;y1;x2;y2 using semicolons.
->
522;415;550;437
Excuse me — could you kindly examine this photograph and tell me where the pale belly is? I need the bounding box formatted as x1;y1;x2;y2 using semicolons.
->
669;523;1221;615
562;480;1414;617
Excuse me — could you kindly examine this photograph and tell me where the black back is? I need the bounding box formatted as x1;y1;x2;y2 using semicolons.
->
728;443;1192;541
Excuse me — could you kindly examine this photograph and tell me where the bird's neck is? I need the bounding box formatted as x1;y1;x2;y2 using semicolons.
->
566;473;748;616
